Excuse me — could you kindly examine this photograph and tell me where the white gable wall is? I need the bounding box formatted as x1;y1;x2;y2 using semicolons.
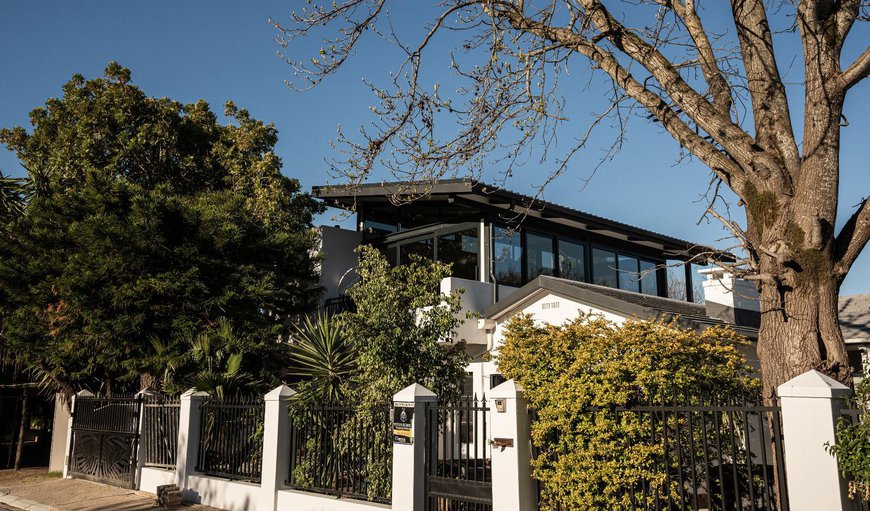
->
490;292;628;353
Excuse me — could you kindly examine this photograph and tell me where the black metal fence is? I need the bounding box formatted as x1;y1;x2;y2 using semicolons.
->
196;397;264;482
287;405;392;503
425;397;492;511
141;396;180;469
839;407;870;511
533;396;789;511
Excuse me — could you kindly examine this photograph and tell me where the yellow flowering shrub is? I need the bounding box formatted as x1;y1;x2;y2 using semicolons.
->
497;314;759;510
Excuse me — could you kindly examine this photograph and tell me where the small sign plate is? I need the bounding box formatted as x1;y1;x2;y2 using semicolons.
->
393;403;415;444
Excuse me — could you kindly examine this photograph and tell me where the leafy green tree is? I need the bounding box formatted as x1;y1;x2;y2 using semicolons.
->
498;314;758;510
341;245;470;408
286;313;357;404
829;378;870;501
0;64;323;395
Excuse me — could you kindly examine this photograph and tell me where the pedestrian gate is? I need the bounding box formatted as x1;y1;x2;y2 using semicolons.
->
68;395;142;488
425;398;493;510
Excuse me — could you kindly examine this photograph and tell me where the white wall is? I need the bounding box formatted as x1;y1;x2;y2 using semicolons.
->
318;226;363;303
139;467;176;494
490;292;627;352
277;490;390;511
440;277;496;346
184;474;263;511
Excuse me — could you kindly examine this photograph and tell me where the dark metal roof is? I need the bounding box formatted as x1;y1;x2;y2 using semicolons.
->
840;295;870;343
483;276;760;339
313;179;722;260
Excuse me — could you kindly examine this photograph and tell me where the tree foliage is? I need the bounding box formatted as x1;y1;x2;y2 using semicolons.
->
0;64;323;395
830;378;870;500
497;314;758;510
341;245;470;407
276;0;870;393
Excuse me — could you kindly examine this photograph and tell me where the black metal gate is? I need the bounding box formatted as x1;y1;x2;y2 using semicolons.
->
68;395;142;488
425;398;492;511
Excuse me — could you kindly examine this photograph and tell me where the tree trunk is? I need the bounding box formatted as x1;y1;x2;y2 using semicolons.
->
756;271;850;400
14;392;27;470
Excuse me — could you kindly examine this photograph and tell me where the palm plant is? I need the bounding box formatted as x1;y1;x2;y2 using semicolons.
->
0;170;27;223
158;318;257;399
286;313;356;404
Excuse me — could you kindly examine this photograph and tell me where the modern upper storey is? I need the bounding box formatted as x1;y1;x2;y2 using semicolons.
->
314;179;716;303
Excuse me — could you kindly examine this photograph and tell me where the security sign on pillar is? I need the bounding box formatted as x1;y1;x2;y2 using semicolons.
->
391;383;437;511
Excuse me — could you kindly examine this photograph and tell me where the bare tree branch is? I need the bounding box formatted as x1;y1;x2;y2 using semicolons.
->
834;196;870;279
841;45;870;90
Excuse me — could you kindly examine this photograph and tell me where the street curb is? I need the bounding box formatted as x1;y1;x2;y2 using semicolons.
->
0;491;61;511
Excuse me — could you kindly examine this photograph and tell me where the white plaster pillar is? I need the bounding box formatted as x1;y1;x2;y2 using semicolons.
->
260;385;296;511
488;380;537;511
392;383;437;511
778;370;851;511
63;390;94;478
176;389;209;500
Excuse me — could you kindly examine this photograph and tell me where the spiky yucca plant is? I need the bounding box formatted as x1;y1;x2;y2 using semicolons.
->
286;313;356;404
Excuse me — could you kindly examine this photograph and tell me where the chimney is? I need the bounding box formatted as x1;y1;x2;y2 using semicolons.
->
698;269;761;328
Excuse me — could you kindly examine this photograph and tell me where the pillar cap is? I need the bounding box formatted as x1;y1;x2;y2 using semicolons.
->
181;388;210;398
75;390;95;398
489;379;524;399
777;370;851;399
393;383;437;402
265;384;297;400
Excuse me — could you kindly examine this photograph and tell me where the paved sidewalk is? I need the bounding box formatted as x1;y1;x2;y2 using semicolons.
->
0;469;224;511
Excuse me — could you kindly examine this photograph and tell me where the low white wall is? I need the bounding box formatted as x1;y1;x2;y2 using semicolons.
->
139;467;176;494
277;490;390;511
185;474;263;511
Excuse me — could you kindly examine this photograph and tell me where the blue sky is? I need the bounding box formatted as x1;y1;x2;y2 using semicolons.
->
1;1;867;294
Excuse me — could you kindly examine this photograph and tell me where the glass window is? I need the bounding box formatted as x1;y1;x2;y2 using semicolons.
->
493;227;522;286
526;232;555;280
438;227;479;280
666;260;687;300
399;237;434;264
398;205;440;230
618;255;640;293
592;248;618;288
640;260;658;296
362;208;398;236
558;240;585;282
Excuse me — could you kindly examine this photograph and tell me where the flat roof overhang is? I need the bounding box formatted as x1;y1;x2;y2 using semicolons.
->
313;179;731;261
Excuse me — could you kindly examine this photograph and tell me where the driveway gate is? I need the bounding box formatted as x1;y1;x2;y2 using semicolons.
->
424;398;492;510
68;395;142;488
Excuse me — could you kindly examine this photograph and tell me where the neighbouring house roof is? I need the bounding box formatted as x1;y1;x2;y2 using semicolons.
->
840;295;870;343
484;276;760;339
313;179;726;260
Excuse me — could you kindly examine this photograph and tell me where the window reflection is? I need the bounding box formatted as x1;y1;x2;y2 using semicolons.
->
493;227;522;286
618;255;640;293
399;238;433;264
558;240;585;282
592;248;618;288
640;260;658;296
526;232;555;280
438;228;479;280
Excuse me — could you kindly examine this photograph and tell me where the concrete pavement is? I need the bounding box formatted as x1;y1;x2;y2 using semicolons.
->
0;469;225;511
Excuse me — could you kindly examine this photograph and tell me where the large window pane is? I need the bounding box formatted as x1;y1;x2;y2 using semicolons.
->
592;248;618;288
493;227;522;286
526;232;555;280
438;227;479;280
363;208;398;236
559;240;586;282
618;255;640;292
399;237;433;264
640;260;658;296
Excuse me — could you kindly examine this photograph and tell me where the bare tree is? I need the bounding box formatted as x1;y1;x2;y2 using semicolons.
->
274;0;869;395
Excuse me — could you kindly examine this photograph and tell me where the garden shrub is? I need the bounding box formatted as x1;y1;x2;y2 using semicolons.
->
497;313;759;510
829;377;870;500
